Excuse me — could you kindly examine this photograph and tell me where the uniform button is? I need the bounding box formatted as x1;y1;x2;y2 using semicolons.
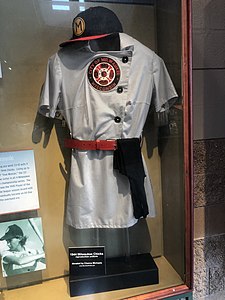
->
114;116;121;123
117;87;123;93
122;56;129;63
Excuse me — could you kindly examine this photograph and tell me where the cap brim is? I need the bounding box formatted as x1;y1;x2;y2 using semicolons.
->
0;234;11;240
59;33;110;47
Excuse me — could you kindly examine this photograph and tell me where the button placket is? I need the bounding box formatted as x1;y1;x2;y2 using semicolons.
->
113;52;132;137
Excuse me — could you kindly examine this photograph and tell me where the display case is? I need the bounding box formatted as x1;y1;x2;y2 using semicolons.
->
0;0;192;299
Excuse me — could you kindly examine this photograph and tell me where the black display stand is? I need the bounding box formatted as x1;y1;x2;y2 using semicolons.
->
69;253;159;297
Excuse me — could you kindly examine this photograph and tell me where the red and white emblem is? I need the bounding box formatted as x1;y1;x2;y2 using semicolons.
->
88;57;120;92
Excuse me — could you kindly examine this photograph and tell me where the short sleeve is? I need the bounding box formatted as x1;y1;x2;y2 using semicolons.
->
152;52;178;112
39;54;62;118
1;250;12;264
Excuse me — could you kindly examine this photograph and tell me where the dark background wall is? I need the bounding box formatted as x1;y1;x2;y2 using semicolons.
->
192;0;225;298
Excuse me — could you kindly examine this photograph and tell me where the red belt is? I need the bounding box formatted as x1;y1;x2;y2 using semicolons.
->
64;139;117;150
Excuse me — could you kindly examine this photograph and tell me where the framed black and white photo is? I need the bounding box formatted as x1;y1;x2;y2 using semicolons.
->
0;217;46;277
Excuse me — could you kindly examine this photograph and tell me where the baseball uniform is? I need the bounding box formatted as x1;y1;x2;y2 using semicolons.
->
39;32;178;229
1;247;45;277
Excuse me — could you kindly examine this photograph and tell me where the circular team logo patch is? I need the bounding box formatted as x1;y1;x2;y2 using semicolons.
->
73;17;85;36
88;57;121;92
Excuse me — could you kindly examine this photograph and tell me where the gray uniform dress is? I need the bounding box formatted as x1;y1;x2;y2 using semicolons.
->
39;33;178;229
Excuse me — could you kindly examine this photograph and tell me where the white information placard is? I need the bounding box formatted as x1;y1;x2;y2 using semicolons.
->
0;150;40;214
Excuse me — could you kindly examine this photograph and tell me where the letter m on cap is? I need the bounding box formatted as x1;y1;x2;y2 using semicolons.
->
74;17;85;36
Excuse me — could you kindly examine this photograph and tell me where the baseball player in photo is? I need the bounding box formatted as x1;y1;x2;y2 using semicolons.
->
39;6;178;229
0;224;45;277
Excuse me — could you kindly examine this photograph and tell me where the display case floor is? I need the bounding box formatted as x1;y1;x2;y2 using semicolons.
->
1;256;184;300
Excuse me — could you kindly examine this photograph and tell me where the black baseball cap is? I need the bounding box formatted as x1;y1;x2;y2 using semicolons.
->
60;6;123;47
0;224;24;241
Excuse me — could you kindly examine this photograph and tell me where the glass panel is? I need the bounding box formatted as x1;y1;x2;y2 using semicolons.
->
155;0;185;280
0;0;186;298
